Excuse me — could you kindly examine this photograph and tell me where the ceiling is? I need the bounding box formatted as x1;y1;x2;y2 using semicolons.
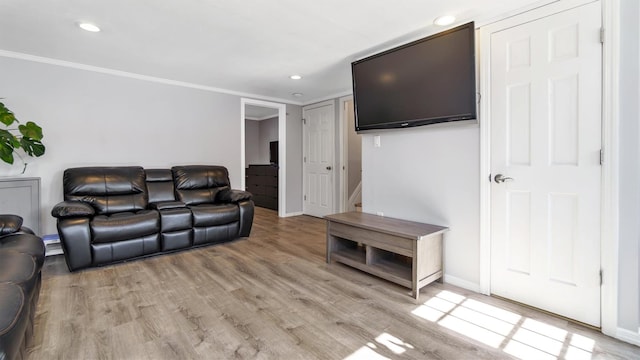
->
0;0;551;105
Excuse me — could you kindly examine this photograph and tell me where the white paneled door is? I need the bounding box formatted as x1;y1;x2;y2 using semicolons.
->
490;2;602;327
303;101;335;217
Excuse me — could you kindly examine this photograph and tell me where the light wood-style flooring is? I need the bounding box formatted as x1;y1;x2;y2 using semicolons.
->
28;208;639;359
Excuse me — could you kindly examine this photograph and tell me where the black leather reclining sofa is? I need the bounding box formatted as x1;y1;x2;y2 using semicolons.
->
0;215;45;360
51;165;254;271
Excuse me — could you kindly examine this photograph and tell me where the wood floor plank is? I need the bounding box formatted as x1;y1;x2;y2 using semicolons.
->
26;207;640;359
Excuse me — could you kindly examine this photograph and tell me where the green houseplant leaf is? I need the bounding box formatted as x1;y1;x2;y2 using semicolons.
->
0;129;17;164
0;101;46;171
19;138;45;157
0;102;17;126
0;147;14;164
19;121;44;141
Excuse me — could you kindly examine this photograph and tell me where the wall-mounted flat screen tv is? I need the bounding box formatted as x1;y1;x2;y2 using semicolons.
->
352;22;476;132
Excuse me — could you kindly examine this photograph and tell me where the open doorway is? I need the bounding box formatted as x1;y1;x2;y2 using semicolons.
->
339;96;362;212
241;99;286;217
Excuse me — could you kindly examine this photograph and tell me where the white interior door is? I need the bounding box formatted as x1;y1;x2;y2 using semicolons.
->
303;101;335;217
490;2;602;327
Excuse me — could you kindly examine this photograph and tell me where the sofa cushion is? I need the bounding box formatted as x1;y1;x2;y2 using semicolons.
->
0;252;38;296
217;189;252;203
146;169;176;204
175;188;224;206
145;169;173;182
64;167;149;215
190;204;239;227
91;210;159;243
91;234;160;265
0;215;22;236
193;223;239;245
172;165;230;205
158;208;192;232
0;233;45;269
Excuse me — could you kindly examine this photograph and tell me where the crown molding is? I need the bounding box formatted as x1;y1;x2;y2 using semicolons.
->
0;49;304;106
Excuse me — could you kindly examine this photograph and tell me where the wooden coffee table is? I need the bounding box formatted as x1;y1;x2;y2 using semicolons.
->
325;212;448;301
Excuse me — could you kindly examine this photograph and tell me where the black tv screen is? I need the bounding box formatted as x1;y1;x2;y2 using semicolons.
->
352;22;476;132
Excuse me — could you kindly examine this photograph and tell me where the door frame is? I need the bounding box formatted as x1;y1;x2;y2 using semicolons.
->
478;0;619;336
302;99;336;216
240;98;287;217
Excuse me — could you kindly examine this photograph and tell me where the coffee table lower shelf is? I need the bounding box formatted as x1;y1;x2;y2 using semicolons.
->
332;249;413;288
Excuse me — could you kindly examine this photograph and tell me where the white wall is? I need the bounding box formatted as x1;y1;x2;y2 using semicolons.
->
617;0;640;333
0;56;303;234
245;119;261;166
245;117;279;166
361;123;480;287
286;104;303;213
258;117;278;164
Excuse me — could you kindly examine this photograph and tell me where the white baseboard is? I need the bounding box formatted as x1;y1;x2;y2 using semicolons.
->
282;211;303;218
443;274;481;293
616;327;640;347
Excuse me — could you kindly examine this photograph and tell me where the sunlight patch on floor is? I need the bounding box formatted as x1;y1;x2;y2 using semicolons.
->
343;345;390;360
375;333;414;354
411;290;596;360
343;333;416;359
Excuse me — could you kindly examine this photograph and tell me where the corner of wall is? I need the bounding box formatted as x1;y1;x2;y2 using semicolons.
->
443;274;481;293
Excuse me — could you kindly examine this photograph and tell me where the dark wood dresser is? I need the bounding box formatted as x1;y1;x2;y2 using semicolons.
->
246;165;278;210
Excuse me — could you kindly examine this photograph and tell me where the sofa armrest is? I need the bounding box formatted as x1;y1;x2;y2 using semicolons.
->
51;201;95;219
238;200;254;237
149;201;187;210
0;214;23;236
216;189;252;204
57;218;92;271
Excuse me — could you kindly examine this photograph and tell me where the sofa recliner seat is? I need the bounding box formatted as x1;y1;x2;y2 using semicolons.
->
191;204;240;227
91;211;159;243
52;165;254;271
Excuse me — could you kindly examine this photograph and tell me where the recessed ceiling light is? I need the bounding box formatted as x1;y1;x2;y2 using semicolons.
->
78;22;101;32
290;75;302;80
434;15;456;26
292;93;303;97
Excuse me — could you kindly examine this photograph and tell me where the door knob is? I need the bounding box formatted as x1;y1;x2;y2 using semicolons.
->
326;166;332;170
494;174;514;183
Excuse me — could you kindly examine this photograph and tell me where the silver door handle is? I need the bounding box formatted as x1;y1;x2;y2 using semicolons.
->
494;174;514;183
326;166;332;170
